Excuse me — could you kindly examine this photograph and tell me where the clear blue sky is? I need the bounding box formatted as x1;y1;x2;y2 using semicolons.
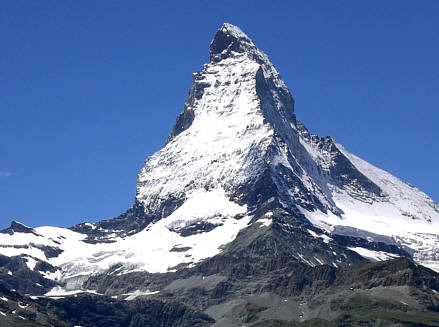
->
1;1;438;229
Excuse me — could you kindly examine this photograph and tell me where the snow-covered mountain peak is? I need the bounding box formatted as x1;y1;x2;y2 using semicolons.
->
137;24;301;222
210;23;256;61
136;24;439;273
1;24;438;295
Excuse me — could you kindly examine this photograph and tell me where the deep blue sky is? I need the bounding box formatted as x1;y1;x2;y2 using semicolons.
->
1;1;438;229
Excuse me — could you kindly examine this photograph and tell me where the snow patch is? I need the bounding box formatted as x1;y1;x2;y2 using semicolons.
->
25;257;37;270
164;187;246;230
307;229;332;243
45;287;102;297
348;247;399;262
124;290;160;300
314;257;324;265
257;218;272;227
84;223;96;230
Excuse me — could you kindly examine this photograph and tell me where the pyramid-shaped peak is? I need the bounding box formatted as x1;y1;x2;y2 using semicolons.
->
218;23;250;39
210;23;257;62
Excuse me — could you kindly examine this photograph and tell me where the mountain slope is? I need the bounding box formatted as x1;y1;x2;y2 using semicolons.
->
0;24;438;322
2;254;438;327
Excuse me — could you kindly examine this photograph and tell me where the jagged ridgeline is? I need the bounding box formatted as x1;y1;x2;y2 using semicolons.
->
1;23;439;326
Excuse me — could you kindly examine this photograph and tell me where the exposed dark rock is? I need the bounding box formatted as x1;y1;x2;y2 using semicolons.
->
31;244;63;259
331;233;412;258
263;257;439;298
170;221;222;237
209;23;250;62
170;247;192;253
167;107;195;143
0;282;71;326
0;221;39;236
70;200;155;242
40;294;214;327
0;254;58;295
297;125;386;203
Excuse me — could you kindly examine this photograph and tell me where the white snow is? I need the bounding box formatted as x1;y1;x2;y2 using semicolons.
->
135;22;295;225
0;188;251;283
314;257;324;265
307;229;332;243
297;141;439;271
41;269;62;281
0;311;6;316
45;287;102;297
0;296;7;302
297;253;315;267
163;187;245;230
25;257;37;270
348;247;399;262
258;218;272;227
84;223;96;230
136;55;273;216
124;290;160;300
0;226;86;263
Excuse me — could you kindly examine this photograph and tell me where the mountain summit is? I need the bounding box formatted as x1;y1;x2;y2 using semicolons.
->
1;24;438;315
210;23;254;59
209;23;271;64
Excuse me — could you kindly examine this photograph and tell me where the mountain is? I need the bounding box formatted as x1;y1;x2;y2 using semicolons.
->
1;23;438;326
